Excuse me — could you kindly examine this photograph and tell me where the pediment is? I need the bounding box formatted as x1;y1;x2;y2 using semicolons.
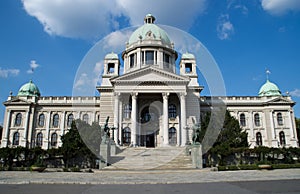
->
3;97;33;105
110;66;190;84
266;96;295;105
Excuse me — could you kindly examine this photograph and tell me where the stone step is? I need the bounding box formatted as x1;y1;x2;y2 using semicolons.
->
104;146;192;170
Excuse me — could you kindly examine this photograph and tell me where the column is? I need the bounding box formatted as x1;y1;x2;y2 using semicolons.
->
2;110;12;147
131;93;138;146
163;93;169;145
180;93;187;146
23;110;30;146
113;92;120;144
59;111;66;146
269;111;276;139
45;112;51;149
118;100;123;145
288;110;296;139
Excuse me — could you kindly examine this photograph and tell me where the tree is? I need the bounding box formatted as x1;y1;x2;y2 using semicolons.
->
60;120;100;168
200;110;249;165
0;125;3;140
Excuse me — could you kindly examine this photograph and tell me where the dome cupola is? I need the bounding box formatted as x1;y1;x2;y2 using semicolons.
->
259;79;281;97
17;80;41;97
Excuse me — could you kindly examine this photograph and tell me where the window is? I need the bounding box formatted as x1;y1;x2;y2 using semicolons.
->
53;114;59;128
185;63;192;73
130;54;135;68
12;132;20;146
163;53;170;68
279;131;286;146
67;114;74;127
256;132;262;146
277;113;283;126
169;127;177;146
107;63;115;74
145;51;154;65
168;104;177;119
51;133;58;147
123;104;132;119
240;113;246;127
254;113;260;127
83;114;89;123
122;127;131;145
38;114;45;127
15;113;22;126
141;107;151;123
36;132;43;147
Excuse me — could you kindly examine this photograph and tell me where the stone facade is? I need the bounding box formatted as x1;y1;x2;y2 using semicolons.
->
1;14;298;149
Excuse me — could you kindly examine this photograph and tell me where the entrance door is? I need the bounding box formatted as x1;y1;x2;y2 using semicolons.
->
146;133;155;148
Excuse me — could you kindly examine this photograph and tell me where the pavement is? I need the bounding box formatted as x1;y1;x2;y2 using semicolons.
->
0;168;299;185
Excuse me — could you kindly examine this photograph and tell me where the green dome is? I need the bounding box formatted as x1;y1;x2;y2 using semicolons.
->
259;80;281;97
182;52;195;59
105;52;118;59
128;14;171;46
17;80;41;97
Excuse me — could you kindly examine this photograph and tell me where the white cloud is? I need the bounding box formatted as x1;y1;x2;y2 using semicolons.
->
0;68;20;78
21;0;207;40
27;60;39;74
217;14;234;40
103;30;133;50
290;89;300;97
261;0;300;15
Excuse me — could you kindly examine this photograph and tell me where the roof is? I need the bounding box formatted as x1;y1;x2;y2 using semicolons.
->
105;52;118;60
258;80;281;97
17;80;41;97
128;14;171;46
181;52;195;59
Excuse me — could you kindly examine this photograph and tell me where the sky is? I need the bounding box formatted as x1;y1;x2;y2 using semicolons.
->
0;0;300;125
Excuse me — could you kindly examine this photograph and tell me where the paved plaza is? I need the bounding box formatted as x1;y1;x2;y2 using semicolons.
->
0;168;299;185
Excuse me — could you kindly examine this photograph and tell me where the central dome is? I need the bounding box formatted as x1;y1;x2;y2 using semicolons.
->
128;14;171;46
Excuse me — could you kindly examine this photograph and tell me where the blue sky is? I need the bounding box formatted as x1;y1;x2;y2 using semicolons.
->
1;0;300;124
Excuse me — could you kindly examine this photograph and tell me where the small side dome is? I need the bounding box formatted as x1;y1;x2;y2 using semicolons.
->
17;80;41;97
259;80;281;97
181;52;195;59
105;52;118;60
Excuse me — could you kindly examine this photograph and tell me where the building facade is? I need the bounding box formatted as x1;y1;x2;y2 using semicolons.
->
1;15;298;149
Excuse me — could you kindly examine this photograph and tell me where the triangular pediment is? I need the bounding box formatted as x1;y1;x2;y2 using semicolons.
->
3;97;33;105
266;96;295;105
111;66;190;83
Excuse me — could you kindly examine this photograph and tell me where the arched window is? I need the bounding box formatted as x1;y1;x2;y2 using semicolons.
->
12;132;20;146
15;113;22;126
124;104;132;119
122;127;131;145
240;113;246;127
51;133;58;147
67;114;74;127
36;132;43;147
83;114;89;123
277;113;283;126
279;131;286;146
168;104;177;119
38;114;45;127
254;113;260;127
169;127;177;146
256;132;262;146
52;114;59;127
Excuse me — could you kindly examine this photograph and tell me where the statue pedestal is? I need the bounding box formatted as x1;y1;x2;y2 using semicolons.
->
99;136;111;169
191;144;203;169
110;141;117;156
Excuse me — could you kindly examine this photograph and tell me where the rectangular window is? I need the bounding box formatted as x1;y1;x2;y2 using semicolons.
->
145;51;154;65
163;54;170;69
130;54;135;68
185;63;192;73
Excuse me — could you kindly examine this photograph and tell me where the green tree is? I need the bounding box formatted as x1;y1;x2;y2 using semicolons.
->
296;118;300;146
201;110;249;165
60;120;100;168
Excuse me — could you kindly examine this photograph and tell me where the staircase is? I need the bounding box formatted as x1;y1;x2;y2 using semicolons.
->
104;146;193;170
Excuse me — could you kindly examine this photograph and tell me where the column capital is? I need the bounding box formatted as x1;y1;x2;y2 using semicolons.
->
180;92;187;97
114;92;120;97
162;92;169;99
131;92;138;98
